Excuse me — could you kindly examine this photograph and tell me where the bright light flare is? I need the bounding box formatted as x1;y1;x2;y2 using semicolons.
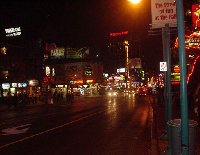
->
128;0;141;4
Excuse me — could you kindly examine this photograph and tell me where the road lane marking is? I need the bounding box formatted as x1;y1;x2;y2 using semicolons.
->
1;124;32;135
0;109;110;149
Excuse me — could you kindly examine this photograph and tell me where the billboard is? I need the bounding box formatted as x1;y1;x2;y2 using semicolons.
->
50;48;65;59
5;27;21;37
65;47;89;59
192;4;200;29
151;0;177;28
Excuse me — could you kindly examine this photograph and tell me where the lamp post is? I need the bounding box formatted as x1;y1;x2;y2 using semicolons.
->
124;40;129;89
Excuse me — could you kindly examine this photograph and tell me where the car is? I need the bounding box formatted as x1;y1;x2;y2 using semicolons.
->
136;87;147;96
123;89;135;94
107;91;118;97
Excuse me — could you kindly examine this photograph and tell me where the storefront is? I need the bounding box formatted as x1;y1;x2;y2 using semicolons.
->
0;82;28;97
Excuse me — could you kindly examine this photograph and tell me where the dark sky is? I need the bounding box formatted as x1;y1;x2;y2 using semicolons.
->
0;0;164;73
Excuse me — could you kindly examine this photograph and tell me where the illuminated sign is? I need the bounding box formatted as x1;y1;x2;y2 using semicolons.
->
18;83;27;87
109;31;128;37
43;76;54;83
175;31;200;50
173;65;180;73
171;65;180;84
83;84;89;88
12;83;18;88
51;48;65;58
45;66;51;76
117;68;125;73
151;0;177;28
74;80;83;84
66;47;89;59
192;4;200;29
5;27;21;37
171;73;180;81
86;80;93;83
2;83;10;89
28;80;39;86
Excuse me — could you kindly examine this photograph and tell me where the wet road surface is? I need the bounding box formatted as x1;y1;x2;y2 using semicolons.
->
0;95;157;155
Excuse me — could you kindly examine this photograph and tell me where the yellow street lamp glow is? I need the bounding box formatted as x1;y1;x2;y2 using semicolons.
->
128;0;141;4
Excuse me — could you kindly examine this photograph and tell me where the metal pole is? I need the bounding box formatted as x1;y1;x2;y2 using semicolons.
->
176;1;189;154
165;23;172;122
162;27;168;130
165;23;173;155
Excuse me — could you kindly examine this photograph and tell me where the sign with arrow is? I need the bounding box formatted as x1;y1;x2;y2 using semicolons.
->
1;124;32;135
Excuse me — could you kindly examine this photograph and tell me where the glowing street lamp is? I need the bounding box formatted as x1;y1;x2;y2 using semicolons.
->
124;40;129;89
128;0;141;4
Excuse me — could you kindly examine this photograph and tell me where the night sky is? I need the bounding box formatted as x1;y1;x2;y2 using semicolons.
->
0;0;165;74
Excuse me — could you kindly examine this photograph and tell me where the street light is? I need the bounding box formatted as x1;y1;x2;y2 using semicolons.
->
124;40;130;89
126;0;141;89
128;0;141;4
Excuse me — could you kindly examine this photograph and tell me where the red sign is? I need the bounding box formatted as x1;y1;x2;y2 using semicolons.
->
43;76;54;83
192;4;200;29
109;31;128;37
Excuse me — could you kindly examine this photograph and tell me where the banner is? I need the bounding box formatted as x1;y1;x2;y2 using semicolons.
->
151;0;177;28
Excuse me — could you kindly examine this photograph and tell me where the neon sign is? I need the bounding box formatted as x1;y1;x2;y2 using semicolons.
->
5;27;21;37
109;31;128;37
175;31;200;50
192;4;200;29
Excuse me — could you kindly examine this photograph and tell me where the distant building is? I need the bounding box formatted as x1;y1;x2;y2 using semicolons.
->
42;43;103;96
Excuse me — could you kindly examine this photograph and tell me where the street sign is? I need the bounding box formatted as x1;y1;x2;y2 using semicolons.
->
160;62;167;71
151;0;177;28
1;124;32;135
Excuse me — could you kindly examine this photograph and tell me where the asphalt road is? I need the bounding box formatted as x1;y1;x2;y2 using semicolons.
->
0;94;155;155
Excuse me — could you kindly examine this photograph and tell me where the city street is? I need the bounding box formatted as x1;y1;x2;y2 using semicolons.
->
0;94;159;155
0;94;200;155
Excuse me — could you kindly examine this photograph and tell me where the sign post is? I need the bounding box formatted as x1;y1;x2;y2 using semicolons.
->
151;0;176;153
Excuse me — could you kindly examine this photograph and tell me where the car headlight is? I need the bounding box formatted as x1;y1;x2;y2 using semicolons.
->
113;92;117;96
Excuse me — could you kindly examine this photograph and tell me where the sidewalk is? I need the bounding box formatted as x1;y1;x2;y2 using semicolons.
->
0;99;46;112
152;99;200;154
